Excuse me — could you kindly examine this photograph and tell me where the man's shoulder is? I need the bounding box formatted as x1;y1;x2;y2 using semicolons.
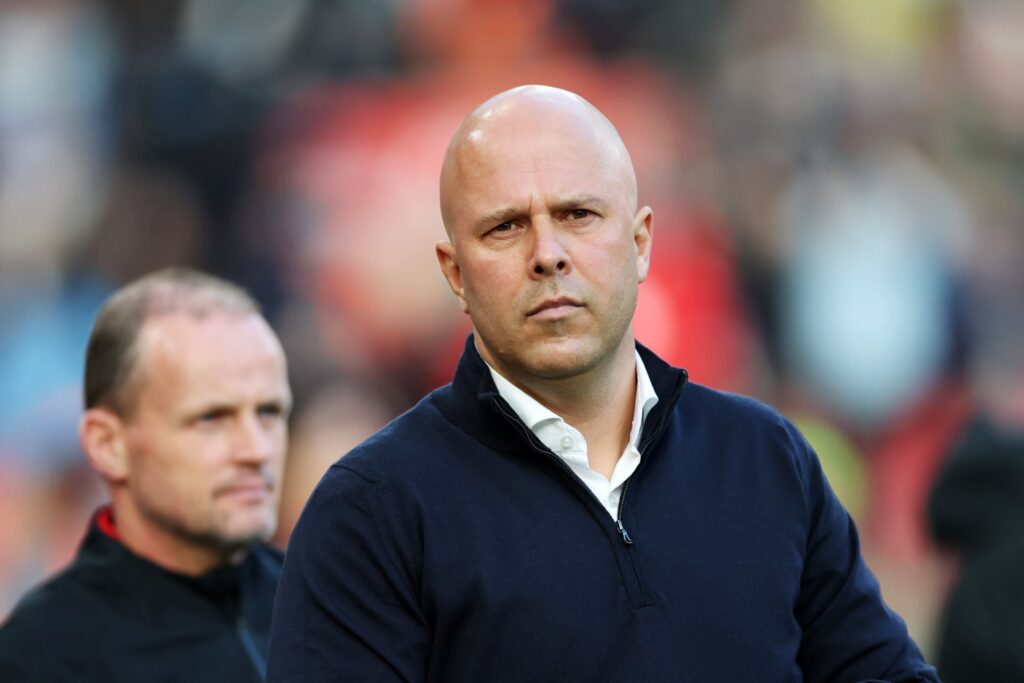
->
671;382;816;476
0;558;109;667
332;385;461;474
678;381;791;430
302;382;493;524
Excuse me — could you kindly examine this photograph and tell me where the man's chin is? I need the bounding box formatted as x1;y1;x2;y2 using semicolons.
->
211;513;276;549
519;340;603;380
477;330;608;381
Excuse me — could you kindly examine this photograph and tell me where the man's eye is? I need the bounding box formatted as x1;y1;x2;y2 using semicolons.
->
258;404;285;419
569;209;591;220
486;222;518;238
197;409;229;424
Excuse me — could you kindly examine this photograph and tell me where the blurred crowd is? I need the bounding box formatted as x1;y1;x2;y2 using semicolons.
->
2;0;1023;663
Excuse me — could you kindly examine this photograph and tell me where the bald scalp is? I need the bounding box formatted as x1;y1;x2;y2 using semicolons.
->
439;85;638;238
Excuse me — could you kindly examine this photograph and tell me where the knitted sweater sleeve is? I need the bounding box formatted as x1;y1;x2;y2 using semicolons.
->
784;420;940;683
267;461;428;682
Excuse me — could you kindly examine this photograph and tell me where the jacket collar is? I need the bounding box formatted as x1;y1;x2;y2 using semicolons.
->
77;508;273;612
441;334;688;454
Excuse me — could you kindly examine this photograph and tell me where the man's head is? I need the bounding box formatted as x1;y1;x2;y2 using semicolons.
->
79;268;292;574
436;85;653;387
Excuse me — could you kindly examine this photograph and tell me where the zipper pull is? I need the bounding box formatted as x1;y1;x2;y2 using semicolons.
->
616;519;634;545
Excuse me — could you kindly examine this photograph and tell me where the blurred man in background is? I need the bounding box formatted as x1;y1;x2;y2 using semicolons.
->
268;85;938;681
0;268;292;682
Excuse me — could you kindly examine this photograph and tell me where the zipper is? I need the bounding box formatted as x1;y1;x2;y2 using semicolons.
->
236;614;267;681
613;370;688;546
615;517;633;544
491;367;687;548
492;398;610;516
613;423;668;542
493;397;634;546
492;394;652;609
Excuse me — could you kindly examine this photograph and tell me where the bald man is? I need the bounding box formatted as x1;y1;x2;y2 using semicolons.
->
268;86;938;682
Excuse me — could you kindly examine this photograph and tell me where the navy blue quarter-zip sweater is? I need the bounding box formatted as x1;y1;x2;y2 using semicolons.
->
268;336;938;682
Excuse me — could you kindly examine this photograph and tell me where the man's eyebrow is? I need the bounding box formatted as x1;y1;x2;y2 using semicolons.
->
180;401;235;421
550;195;607;212
474;206;522;232
474;196;608;231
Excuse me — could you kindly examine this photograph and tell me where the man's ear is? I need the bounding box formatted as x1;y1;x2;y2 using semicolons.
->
436;240;470;314
634;206;654;283
79;408;130;484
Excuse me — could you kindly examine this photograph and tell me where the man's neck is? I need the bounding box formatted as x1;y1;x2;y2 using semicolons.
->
483;337;638;478
107;501;243;576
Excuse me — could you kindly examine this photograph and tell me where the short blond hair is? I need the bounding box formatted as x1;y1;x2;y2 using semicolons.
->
83;268;260;413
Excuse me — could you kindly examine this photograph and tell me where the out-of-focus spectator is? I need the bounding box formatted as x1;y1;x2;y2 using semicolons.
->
0;269;291;682
928;418;1024;682
0;0;113;276
776;144;967;429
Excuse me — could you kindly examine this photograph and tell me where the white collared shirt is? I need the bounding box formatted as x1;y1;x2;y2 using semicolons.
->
487;351;659;519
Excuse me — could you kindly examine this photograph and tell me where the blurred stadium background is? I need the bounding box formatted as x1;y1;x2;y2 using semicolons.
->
2;0;1023;661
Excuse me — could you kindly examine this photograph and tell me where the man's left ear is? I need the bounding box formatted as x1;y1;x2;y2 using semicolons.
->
80;407;130;484
436;240;470;314
634;206;654;282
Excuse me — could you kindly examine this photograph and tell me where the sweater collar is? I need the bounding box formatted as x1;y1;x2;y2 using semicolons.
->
485;350;660;454
443;334;688;453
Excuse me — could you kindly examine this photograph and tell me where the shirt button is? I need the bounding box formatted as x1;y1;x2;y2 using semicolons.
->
560;436;573;450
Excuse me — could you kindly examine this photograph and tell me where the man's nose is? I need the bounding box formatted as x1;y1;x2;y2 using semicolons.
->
528;220;571;277
233;414;277;464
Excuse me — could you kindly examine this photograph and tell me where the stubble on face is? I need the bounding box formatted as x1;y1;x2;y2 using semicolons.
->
119;312;290;564
438;86;650;389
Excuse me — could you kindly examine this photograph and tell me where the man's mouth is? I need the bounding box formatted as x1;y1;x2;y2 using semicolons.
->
527;296;583;320
216;479;273;502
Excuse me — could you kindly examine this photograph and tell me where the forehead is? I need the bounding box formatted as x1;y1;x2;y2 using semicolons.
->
132;312;288;409
451;124;626;217
465;102;620;172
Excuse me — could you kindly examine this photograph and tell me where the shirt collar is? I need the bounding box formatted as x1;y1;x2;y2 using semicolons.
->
630;352;660;450
486;350;659;452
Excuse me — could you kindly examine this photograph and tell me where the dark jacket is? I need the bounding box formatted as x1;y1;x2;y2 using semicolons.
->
928;419;1024;683
0;509;281;682
269;336;938;682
